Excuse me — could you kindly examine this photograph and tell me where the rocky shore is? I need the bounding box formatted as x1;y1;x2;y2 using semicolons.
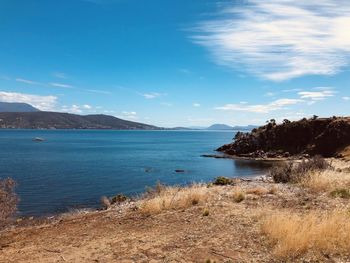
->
217;116;350;160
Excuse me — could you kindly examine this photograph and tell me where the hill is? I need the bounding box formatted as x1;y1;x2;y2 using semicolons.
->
0;102;39;112
217;117;350;159
207;124;233;130
0;112;160;130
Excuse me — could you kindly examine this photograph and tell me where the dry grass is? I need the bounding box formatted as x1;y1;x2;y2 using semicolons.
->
261;210;350;259
300;169;350;193
139;184;209;215
246;187;269;196
232;187;245;203
0;178;18;225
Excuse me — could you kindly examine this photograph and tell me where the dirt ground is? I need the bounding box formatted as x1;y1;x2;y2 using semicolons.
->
1;159;350;263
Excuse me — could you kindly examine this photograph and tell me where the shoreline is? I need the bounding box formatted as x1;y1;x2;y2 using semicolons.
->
2;159;350;262
201;153;294;162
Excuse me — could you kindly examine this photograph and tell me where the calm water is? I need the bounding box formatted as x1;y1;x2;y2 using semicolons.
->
0;130;271;216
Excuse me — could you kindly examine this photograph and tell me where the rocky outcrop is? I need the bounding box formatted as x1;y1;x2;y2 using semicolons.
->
217;117;350;158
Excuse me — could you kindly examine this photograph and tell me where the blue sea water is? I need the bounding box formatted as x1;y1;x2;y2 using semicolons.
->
0;130;271;216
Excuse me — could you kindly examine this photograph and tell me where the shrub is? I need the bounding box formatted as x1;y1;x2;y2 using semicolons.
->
111;194;127;204
293;155;331;175
269;162;294;183
261;210;350;259
232;187;245;203
0;178;18;224
213;176;233;186
270;156;331;184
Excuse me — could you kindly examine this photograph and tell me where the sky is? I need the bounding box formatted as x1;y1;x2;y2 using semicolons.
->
0;0;349;127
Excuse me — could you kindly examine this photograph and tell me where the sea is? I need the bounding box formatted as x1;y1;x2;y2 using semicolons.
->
0;130;272;216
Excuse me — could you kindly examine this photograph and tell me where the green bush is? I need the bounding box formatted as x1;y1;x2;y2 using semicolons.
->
111;194;127;204
213;176;233;186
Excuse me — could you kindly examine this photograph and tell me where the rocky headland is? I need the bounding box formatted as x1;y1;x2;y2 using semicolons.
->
217;116;350;160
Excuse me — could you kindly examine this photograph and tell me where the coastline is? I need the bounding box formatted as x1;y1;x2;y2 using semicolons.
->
2;158;350;262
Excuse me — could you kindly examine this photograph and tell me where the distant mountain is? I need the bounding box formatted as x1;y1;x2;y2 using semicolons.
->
0;112;160;130
0;102;39;112
207;124;233;130
231;125;258;131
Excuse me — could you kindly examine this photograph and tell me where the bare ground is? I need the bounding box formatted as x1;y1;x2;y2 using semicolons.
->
1;160;350;263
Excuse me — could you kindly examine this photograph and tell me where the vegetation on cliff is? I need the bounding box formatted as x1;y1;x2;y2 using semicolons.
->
218;116;350;158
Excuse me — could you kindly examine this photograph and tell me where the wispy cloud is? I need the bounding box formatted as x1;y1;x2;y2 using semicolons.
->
193;103;201;107
53;72;67;79
342;96;350;101
49;82;74;89
215;98;302;113
86;89;111;95
0;91;57;111
298;90;336;101
141;92;163;99
16;78;44;85
193;0;350;81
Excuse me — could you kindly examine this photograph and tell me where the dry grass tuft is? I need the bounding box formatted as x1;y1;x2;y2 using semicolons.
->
300;169;350;194
261;210;350;259
139;184;209;215
232;187;245;203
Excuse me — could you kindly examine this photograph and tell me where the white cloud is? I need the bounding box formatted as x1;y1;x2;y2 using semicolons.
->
118;111;138;120
215;98;302;113
142;92;163;99
0;91;57;111
61;104;82;114
298;90;336;101
342;96;350;101
60;104;95;114
193;0;350;81
83;104;92;109
193;103;201;107
49;82;73;89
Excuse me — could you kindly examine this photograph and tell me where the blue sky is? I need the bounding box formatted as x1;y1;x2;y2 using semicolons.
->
0;0;349;127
